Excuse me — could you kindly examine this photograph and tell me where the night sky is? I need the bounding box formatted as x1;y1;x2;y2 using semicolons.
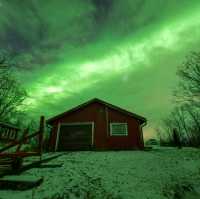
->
1;0;200;138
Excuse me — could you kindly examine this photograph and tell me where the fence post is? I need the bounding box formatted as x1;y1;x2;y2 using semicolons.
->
39;116;45;161
173;128;182;149
16;128;29;152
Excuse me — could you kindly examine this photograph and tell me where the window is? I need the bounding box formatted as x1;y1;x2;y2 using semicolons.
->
110;123;128;136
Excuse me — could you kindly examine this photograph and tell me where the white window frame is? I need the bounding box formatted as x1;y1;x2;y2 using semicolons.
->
110;123;128;136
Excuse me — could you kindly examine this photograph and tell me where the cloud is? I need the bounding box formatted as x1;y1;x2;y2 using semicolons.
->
0;0;97;68
1;0;200;138
1;0;199;69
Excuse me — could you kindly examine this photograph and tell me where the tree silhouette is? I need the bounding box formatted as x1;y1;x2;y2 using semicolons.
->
159;52;200;147
0;55;27;122
175;51;200;106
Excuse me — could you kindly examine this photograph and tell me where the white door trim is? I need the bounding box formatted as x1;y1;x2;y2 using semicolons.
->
55;122;61;151
55;122;94;151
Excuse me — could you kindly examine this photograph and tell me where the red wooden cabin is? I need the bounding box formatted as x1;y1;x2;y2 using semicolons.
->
47;98;147;151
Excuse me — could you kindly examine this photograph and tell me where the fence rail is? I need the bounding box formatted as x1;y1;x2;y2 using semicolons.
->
0;122;20;141
0;116;45;157
0;116;45;178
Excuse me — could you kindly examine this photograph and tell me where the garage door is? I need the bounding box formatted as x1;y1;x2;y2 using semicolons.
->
56;123;93;151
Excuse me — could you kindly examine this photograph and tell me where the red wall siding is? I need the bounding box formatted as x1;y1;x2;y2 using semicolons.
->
106;107;143;149
49;102;144;151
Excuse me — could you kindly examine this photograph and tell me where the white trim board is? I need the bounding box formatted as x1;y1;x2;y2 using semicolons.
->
55;122;61;151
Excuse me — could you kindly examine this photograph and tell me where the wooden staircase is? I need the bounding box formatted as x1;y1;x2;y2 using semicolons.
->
0;157;14;177
0;116;45;190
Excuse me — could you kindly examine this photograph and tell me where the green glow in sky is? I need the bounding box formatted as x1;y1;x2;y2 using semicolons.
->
1;0;200;137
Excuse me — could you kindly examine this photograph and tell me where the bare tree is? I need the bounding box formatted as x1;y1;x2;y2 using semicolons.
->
175;51;200;106
0;55;27;122
160;52;200;147
159;106;186;146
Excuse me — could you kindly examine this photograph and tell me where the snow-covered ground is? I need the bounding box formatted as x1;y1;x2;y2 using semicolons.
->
0;147;200;199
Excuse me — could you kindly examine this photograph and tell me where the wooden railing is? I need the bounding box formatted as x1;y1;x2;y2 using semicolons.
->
0;116;45;159
0;122;20;141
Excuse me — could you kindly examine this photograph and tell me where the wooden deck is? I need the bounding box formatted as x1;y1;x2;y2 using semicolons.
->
0;176;44;190
0;116;50;190
0;153;62;190
0;157;13;177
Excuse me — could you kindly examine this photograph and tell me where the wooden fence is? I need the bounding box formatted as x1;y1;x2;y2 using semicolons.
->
0;122;20;141
0;116;46;180
0;116;45;158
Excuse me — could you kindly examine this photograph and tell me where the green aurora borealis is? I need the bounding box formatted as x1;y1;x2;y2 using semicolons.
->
1;0;200;138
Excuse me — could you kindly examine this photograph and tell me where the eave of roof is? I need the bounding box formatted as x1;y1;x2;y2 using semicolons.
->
47;98;147;125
